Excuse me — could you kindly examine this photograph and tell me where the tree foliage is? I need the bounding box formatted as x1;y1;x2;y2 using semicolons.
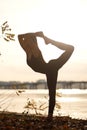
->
0;21;15;42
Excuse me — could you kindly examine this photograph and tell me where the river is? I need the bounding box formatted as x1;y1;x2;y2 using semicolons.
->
0;89;87;119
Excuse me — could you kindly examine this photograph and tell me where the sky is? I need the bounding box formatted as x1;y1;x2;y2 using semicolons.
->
0;0;87;82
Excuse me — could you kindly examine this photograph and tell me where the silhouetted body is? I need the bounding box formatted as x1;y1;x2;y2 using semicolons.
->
18;32;74;119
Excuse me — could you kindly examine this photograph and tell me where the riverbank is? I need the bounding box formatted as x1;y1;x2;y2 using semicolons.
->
0;112;87;130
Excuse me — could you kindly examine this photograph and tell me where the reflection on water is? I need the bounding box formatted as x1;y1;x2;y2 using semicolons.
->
57;89;87;119
0;89;87;119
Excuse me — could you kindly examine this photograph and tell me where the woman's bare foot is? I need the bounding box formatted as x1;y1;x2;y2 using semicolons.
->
44;36;50;45
46;114;53;122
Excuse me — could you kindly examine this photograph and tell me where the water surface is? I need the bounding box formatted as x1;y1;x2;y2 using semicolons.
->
0;89;87;119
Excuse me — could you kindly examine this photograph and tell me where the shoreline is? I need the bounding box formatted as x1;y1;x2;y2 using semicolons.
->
0;111;87;130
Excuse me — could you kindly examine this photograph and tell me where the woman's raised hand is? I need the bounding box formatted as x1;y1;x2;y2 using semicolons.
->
35;31;50;44
35;31;44;37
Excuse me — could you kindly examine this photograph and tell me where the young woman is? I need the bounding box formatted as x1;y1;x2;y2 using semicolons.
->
18;32;74;120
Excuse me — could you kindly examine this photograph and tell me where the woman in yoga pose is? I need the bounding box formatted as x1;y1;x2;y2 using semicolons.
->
18;31;74;119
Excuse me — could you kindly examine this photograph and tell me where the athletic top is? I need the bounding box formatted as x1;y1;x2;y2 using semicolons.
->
27;54;46;74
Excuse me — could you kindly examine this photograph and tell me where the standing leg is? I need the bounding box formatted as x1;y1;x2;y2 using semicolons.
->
46;69;58;119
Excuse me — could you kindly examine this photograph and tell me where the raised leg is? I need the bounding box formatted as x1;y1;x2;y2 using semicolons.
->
44;36;74;69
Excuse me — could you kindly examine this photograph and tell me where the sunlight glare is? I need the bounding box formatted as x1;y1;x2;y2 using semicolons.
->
59;97;78;102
